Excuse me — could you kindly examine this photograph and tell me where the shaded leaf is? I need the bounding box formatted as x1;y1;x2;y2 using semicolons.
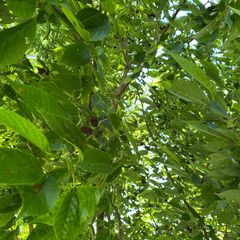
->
0;231;17;240
188;121;234;141
79;148;115;174
0;148;44;185
228;6;240;16
20;176;60;217
77;8;110;41
14;85;84;147
193;10;227;39
0;212;15;228
0;2;16;24
77;186;101;223
207;100;228;117
217;190;240;202
220;166;240;177
39;111;85;148
164;80;208;104
169;52;217;97
217;205;237;224
0;193;21;213
202;60;224;87
15;85;65;116
7;0;37;18
54;189;80;240
51;74;81;93
108;113;121;130
61;43;91;67
27;224;57;240
60;3;90;41
202;140;230;152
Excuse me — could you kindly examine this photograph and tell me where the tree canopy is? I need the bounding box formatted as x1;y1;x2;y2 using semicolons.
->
0;0;240;239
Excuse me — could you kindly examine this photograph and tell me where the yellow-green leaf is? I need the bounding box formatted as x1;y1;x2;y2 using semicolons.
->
0;108;49;152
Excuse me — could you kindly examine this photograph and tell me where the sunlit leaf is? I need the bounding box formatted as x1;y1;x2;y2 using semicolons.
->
0;19;36;66
0;108;50;152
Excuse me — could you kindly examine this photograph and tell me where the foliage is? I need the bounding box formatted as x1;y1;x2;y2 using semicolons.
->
0;0;239;239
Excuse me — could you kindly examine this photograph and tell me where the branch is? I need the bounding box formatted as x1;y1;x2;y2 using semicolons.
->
113;34;132;110
159;0;187;40
114;0;187;103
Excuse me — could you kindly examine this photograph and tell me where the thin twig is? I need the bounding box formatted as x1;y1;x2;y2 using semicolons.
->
159;0;187;40
114;0;187;102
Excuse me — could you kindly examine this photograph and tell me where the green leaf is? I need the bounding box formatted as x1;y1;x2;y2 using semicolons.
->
15;85;65;116
0;231;16;240
54;189;80;240
7;0;37;18
0;19;36;66
228;6;240;16
78;0;92;3
0;148;44;185
39;111;85;148
193;10;227;39
77;186;101;223
77;8;110;41
141;189;161;202
164;80;209;104
169;52;217;97
0;212;15;228
14;85;84;147
0;193;20;229
0;193;21;213
61;43;91;67
0;108;50;152
79;148;115;174
51;74;81;93
202;140;230;152
207;100;228;117
0;1;16;24
102;0;116;13
108;113;121;130
202;60;224;87
155;142;181;166
217;205;237;224
27;225;57;240
209;150;232;168
216;190;240;202
60;3;90;41
220;166;240;177
20;176;60;217
188;121;235;141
